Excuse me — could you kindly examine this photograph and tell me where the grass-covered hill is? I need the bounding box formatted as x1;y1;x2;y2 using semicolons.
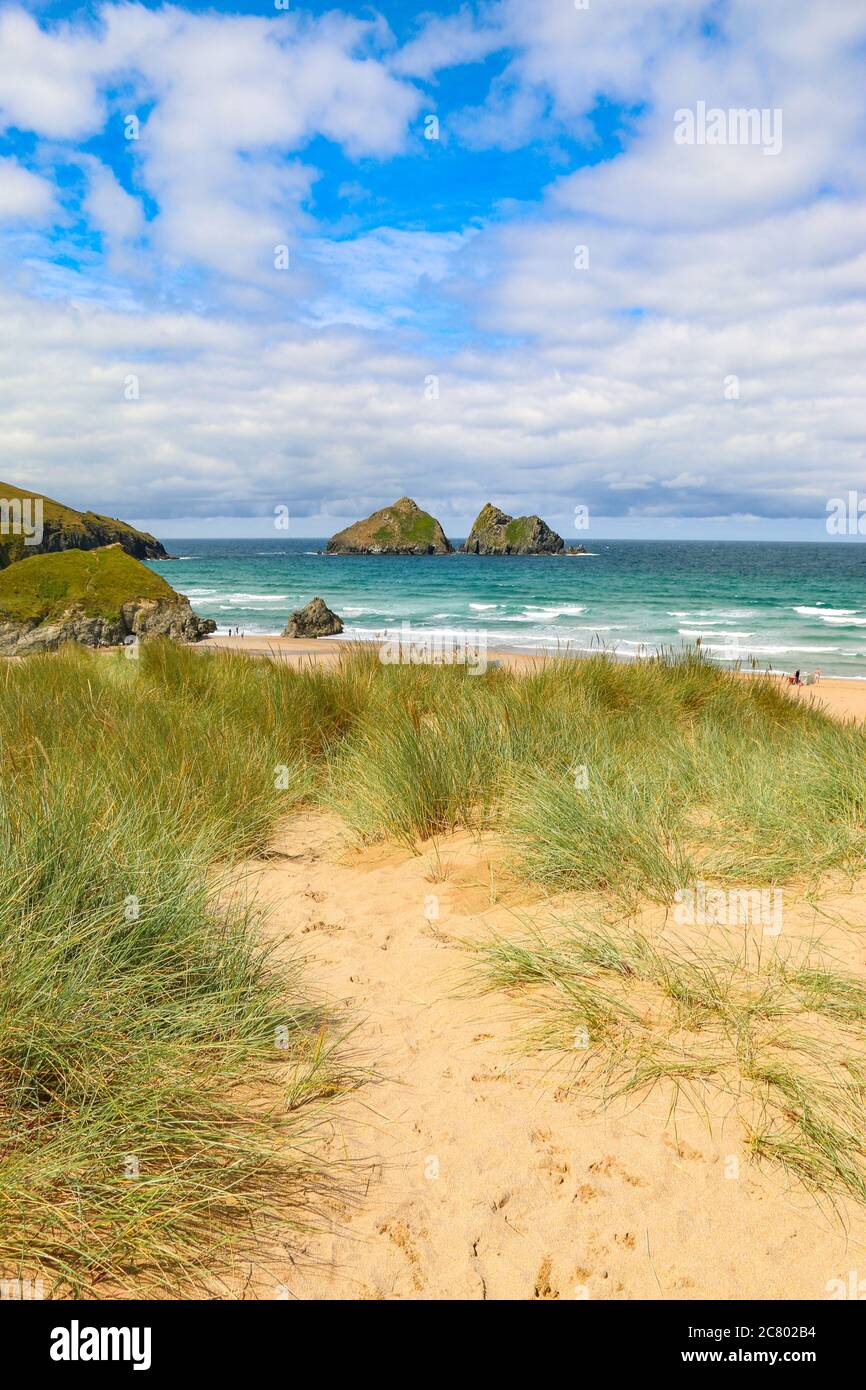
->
325;496;453;554
0;544;175;623
0;545;215;653
0;480;168;569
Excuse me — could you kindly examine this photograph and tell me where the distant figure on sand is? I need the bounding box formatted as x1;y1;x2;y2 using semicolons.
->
787;669;802;686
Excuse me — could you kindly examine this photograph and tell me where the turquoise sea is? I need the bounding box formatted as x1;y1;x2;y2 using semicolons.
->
147;539;866;678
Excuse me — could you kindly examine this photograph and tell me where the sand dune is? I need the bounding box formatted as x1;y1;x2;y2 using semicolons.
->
225;812;866;1301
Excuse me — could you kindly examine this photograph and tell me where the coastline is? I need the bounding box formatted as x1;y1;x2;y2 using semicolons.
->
153;537;866;682
203;632;866;723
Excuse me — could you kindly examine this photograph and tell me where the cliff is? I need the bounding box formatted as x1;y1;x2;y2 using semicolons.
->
0;481;169;569
0;545;215;655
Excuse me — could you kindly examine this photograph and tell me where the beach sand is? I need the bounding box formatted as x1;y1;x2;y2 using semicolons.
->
206;632;866;724
220;812;866;1301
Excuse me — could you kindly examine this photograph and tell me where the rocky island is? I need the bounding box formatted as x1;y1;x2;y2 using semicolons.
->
0;481;169;568
0;545;215;655
460;503;583;555
326;497;453;555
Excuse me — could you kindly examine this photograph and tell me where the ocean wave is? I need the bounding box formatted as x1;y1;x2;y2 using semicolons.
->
225;592;290;603
700;642;842;656
669;609;755;620
679;628;756;640
520;604;588;619
793;606;857;617
332;623;855;669
345;624;493;644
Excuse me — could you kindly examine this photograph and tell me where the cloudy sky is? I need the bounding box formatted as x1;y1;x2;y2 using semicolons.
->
0;0;864;539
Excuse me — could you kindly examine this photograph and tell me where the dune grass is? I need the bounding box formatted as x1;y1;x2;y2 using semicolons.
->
326;647;866;904
475;919;866;1209
3;638;866;1286
0;645;358;1297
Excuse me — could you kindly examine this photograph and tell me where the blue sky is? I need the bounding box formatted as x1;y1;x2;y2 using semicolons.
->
0;0;865;538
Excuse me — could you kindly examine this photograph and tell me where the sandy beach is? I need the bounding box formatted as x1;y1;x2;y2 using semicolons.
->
226;812;866;1300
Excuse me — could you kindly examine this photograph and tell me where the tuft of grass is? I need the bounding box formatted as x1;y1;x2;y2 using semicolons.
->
475;919;866;1210
322;646;866;902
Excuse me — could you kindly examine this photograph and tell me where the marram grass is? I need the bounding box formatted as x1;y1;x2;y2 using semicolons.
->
3;639;866;1289
474;920;866;1211
0;646;356;1297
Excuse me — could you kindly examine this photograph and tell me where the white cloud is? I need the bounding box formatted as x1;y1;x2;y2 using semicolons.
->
1;261;864;529
0;4;423;287
0;7;106;139
82;159;145;247
392;6;505;80
304;226;477;328
0;156;54;221
0;0;865;527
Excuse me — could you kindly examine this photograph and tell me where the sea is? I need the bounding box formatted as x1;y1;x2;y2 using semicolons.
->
145;539;866;679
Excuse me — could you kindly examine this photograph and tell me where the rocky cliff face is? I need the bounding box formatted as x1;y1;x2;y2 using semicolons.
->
460;504;565;555
0;544;214;655
325;497;453;555
0;481;169;569
0;598;215;656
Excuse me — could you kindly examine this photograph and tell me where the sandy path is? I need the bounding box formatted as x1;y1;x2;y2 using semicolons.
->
234;813;866;1301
